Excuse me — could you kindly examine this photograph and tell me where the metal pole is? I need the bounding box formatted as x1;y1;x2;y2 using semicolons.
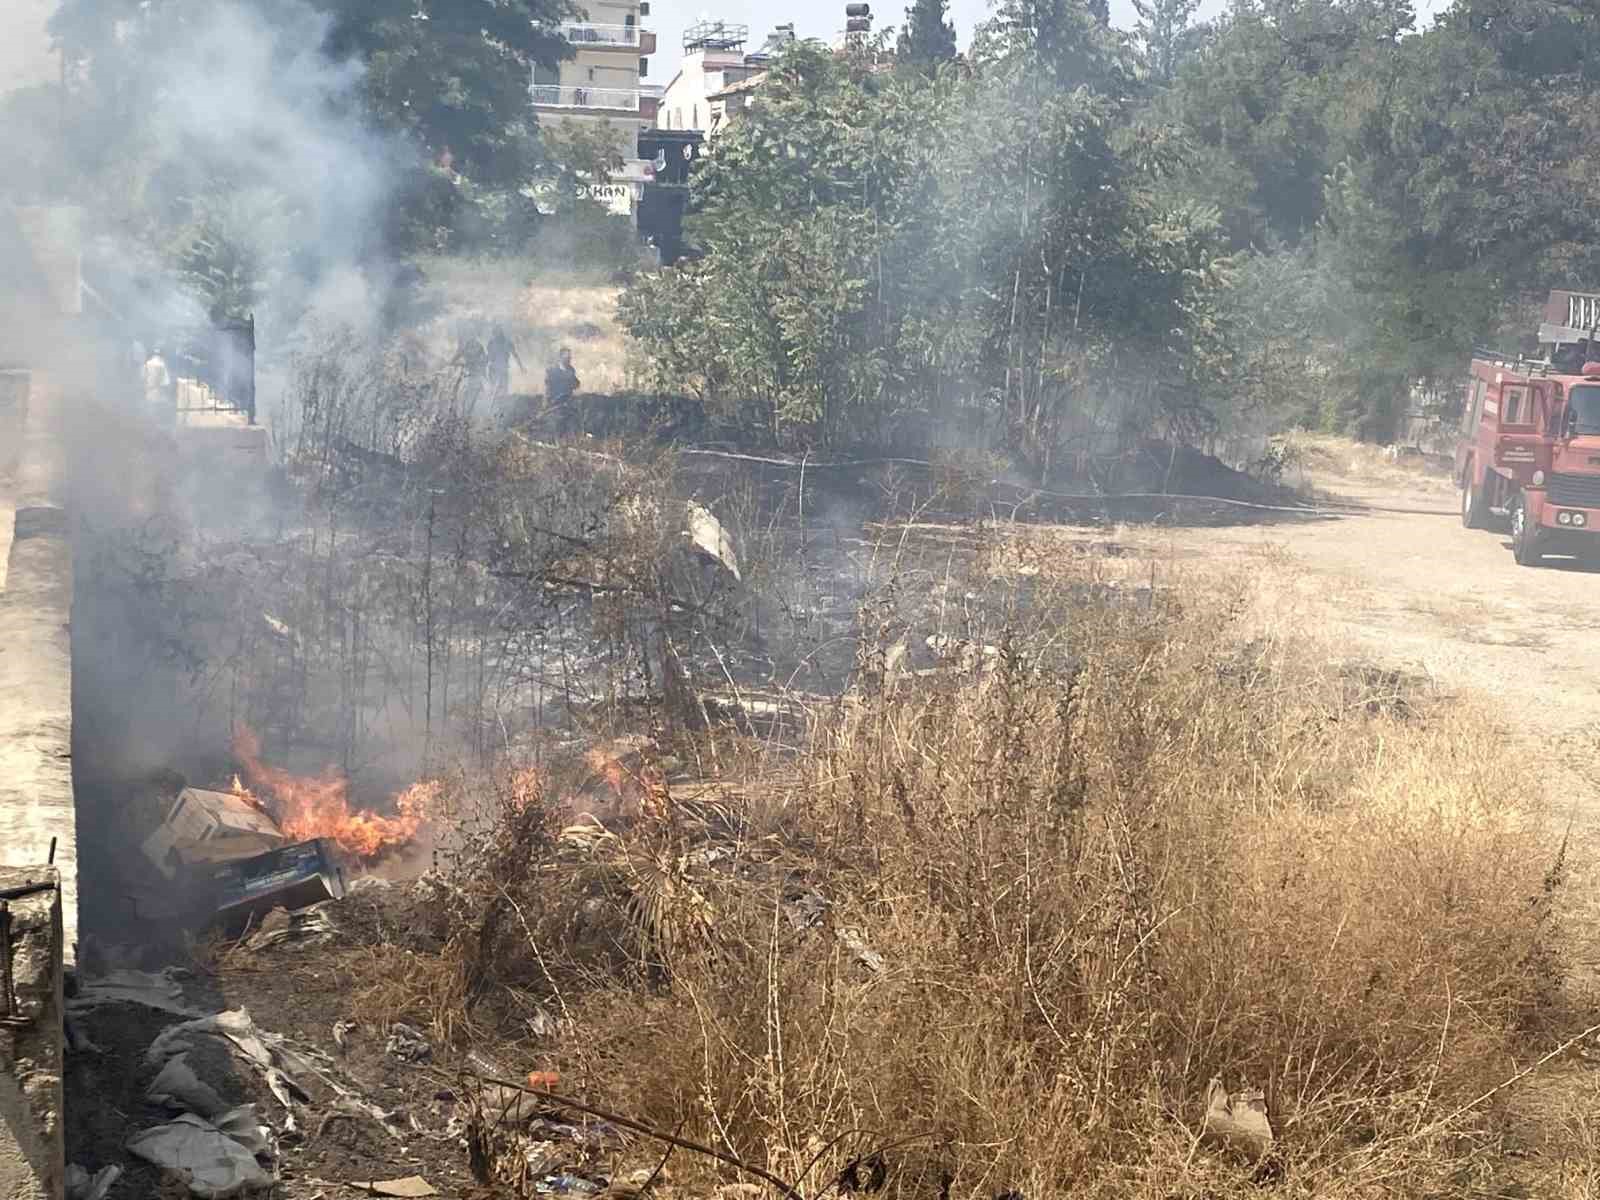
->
0;903;13;1020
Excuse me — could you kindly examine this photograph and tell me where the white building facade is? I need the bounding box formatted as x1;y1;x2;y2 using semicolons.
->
531;0;663;220
657;23;797;138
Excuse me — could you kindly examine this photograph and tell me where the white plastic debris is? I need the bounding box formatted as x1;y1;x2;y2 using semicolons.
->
64;1163;120;1200
838;926;885;974
685;501;740;580
213;1106;272;1158
1201;1077;1274;1162
126;1112;273;1198
145;1006;405;1140
148;1053;229;1118
385;1021;432;1063
243;904;340;951
146;1008;302;1113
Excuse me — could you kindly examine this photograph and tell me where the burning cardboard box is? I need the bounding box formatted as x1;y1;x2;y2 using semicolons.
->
138;788;347;932
140;787;288;879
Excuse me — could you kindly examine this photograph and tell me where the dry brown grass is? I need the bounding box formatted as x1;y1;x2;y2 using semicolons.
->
1281;432;1456;501
418;256;632;396
368;538;1576;1199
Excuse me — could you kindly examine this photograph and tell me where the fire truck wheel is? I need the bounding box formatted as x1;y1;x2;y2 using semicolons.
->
1461;470;1489;529
1511;497;1544;566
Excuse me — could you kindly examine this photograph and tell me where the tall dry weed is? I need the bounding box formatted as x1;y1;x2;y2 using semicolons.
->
552;567;1563;1198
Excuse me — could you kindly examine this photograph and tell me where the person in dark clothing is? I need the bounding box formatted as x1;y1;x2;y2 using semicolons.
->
486;325;524;403
545;347;580;428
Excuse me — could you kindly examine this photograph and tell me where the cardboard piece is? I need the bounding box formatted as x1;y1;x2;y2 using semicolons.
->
348;1179;439;1197
141;788;287;880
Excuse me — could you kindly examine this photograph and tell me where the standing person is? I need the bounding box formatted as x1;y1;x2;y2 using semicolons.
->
143;347;173;424
486;325;525;404
545;347;580;434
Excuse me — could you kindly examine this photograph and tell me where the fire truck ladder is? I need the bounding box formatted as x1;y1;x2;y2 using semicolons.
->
1472;346;1553;376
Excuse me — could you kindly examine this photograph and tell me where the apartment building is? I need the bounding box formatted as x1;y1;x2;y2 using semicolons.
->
657;22;797;137
530;0;663;219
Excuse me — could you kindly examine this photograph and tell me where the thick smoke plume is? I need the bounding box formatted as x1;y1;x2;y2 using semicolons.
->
94;1;401;342
0;0;419;821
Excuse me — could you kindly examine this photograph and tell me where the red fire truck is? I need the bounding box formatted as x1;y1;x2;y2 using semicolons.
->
1457;293;1600;565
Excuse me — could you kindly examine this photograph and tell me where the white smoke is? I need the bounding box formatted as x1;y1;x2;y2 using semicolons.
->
145;2;399;331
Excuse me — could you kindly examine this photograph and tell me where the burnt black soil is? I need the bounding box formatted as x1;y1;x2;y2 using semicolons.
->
65;999;244;1200
67;913;484;1200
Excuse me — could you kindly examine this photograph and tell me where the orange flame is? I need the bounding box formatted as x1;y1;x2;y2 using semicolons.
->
585;747;631;798
583;745;669;824
231;725;437;860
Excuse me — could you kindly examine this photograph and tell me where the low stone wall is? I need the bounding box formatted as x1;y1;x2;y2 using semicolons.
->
0;867;64;1200
0;370;76;964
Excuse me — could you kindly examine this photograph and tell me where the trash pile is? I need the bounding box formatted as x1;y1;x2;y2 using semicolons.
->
63;877;686;1200
68;948;426;1198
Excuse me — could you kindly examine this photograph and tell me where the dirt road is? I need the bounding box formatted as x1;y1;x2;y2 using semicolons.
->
1172;477;1600;744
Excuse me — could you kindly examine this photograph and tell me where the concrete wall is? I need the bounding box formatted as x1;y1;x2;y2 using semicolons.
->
0;371;77;965
660;46;753;133
0;868;64;1200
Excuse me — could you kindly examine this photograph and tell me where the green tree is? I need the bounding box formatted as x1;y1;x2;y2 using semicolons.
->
311;0;576;188
896;0;959;69
1152;0;1413;249
1320;0;1600;403
1132;0;1201;81
618;0;1600;453
623;17;1231;461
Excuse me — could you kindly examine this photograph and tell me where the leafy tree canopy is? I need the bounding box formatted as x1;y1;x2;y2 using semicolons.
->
896;0;958;69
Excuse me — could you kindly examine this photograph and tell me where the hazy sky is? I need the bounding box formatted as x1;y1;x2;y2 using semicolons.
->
1;0;57;94
646;0;1454;79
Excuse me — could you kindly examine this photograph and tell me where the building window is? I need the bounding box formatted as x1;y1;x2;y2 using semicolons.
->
639;56;648;77
625;13;636;29
692;103;699;127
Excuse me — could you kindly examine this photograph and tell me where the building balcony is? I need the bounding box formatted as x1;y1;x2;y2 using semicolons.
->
558;22;656;54
638;82;664;121
530;84;644;112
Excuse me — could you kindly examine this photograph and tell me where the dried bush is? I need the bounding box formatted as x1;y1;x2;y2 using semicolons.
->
532;575;1563;1198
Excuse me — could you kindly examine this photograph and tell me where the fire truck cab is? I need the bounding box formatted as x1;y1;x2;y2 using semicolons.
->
1456;288;1600;565
1513;364;1600;565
